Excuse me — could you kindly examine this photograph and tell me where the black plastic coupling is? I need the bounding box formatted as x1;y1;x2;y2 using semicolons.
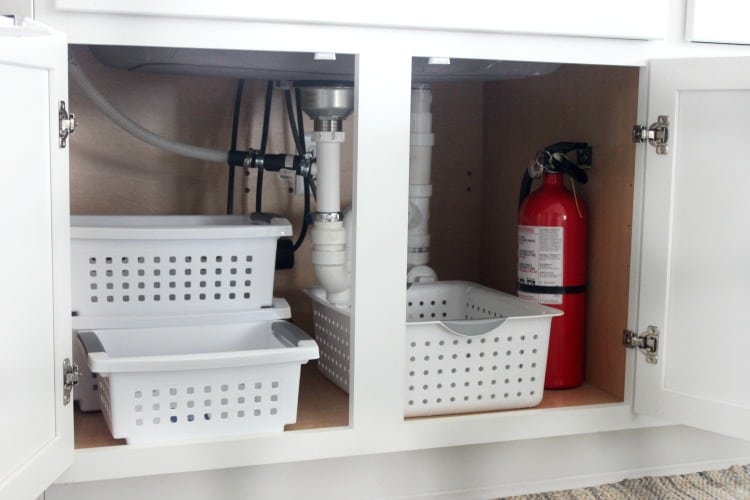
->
275;237;295;270
264;153;314;177
227;150;250;167
262;154;300;172
228;150;312;176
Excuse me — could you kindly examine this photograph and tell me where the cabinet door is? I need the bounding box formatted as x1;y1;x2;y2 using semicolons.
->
634;57;750;441
0;20;72;500
686;0;750;45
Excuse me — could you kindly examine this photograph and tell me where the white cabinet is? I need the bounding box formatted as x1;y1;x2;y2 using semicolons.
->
2;4;750;497
686;0;750;44
50;0;669;41
634;57;750;441
0;20;72;500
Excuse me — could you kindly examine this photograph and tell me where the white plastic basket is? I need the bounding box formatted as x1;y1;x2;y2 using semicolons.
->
70;214;291;320
72;299;292;412
74;333;100;412
307;281;562;417
77;320;318;444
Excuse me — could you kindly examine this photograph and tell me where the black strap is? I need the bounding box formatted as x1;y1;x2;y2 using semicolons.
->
518;283;586;295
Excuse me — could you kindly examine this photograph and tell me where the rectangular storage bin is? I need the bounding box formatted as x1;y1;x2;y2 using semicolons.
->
72;298;293;411
307;281;562;417
74;334;100;412
77;320;318;444
70;214;291;319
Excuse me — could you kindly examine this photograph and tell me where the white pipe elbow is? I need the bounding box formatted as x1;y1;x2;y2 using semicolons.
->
311;221;351;305
314;264;351;305
407;264;437;285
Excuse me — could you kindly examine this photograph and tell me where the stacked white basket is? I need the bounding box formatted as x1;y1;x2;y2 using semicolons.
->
72;214;319;444
307;281;561;417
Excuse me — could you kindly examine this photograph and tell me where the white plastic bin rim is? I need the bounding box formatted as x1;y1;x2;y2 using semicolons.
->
71;214;292;239
305;280;563;323
71;297;292;330
79;320;319;374
407;281;563;319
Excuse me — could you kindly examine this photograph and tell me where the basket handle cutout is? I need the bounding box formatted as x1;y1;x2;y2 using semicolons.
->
271;320;315;347
440;318;506;336
78;330;105;354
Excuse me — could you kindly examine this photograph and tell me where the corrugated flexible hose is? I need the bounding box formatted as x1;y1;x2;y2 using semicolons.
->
68;58;228;164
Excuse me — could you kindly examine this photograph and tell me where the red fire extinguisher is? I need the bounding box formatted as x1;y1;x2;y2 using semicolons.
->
518;142;590;389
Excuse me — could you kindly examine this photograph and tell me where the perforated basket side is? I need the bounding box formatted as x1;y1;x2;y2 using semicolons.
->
406;281;559;322
73;335;100;412
71;237;277;316
406;282;468;322
98;375;114;434
463;285;513;320
404;315;552;417
310;301;351;392
307;282;556;416
101;364;303;444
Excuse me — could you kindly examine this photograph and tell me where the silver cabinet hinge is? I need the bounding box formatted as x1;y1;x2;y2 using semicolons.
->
623;325;659;364
632;115;669;155
63;358;80;405
59;101;77;149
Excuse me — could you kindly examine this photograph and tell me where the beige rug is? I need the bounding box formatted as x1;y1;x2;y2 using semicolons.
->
504;464;750;499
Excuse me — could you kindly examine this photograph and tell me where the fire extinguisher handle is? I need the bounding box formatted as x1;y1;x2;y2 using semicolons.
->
551;154;588;184
545;142;590;155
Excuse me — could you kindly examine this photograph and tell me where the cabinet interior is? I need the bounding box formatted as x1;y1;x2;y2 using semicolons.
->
69;46;638;448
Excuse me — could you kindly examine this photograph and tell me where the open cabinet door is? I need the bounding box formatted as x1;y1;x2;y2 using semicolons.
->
634;57;750;441
0;19;73;500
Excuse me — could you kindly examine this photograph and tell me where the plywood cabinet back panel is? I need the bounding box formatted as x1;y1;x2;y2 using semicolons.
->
428;82;485;283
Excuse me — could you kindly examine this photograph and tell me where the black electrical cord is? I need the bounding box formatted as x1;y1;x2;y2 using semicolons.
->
227;79;245;215
294;87;306;156
287;87;313;251
256;80;274;214
308;177;317;200
294;86;316;201
284;89;305;155
293;177;311;251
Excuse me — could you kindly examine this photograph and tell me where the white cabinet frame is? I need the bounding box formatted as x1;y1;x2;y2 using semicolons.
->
1;1;750;493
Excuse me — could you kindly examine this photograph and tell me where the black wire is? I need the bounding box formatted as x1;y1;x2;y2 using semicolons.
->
256;81;274;214
227;79;244;215
288;87;313;251
284;89;305;155
295;87;315;201
295;87;306;155
293;177;311;251
308;177;317;201
293;88;315;204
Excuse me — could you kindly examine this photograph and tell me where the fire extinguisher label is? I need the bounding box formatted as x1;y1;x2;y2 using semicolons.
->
518;224;564;286
518;290;563;305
